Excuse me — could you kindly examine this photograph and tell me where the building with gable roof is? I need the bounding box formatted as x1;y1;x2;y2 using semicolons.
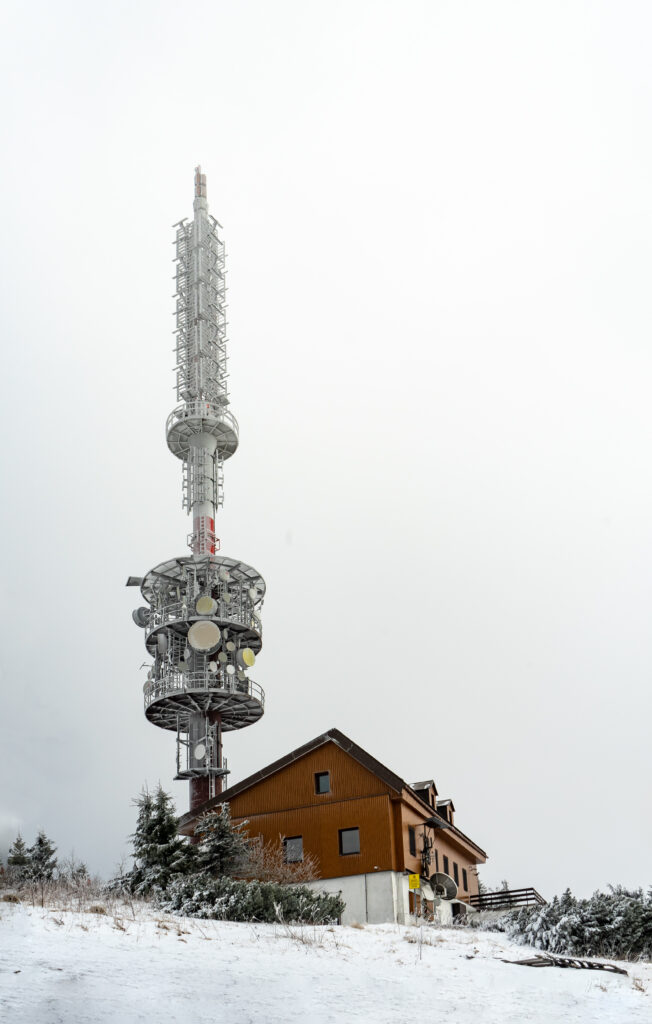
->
179;728;487;924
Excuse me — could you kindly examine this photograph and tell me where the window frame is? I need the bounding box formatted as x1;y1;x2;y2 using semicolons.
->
314;771;331;795
408;826;416;857
453;862;459;886
462;868;468;891
283;835;304;863
338;827;361;856
443;854;449;875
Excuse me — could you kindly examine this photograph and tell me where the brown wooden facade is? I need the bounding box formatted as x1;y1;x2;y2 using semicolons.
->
178;728;487;901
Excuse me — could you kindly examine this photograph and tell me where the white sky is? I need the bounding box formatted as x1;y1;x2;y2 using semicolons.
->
1;0;650;897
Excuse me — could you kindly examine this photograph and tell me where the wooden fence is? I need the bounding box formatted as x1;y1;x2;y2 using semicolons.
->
469;887;547;911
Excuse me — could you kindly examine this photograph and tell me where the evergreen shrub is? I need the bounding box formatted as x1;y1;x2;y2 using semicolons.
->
156;873;344;924
461;886;652;961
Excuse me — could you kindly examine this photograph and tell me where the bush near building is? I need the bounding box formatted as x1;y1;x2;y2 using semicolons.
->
463;886;652;961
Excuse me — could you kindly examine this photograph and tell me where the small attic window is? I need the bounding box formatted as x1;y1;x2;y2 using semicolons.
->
315;771;330;794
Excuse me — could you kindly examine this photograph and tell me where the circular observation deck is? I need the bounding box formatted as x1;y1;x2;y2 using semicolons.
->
144;669;265;732
166;401;239;460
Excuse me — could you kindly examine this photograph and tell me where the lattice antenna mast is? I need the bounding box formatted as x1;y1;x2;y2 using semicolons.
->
170;166;239;555
129;169;265;815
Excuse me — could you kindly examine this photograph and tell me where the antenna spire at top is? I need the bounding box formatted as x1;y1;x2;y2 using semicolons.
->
194;165;207;198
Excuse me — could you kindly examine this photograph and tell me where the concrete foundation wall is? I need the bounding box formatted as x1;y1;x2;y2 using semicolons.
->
303;871;411;925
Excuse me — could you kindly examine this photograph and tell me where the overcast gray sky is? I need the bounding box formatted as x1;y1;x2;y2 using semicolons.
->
1;0;650;897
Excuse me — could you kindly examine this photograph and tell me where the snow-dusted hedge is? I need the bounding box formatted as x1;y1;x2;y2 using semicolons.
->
155;873;345;924
463;887;652;961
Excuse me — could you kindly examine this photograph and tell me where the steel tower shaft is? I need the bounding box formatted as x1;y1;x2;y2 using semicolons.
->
129;169;265;812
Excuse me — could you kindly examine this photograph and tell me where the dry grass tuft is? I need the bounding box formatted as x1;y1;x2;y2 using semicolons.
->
350;921;365;930
1;893;21;903
632;976;646;993
88;905;107;915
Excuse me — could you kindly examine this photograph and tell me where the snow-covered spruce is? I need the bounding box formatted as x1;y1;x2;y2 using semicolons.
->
461;886;652;961
155;873;344;924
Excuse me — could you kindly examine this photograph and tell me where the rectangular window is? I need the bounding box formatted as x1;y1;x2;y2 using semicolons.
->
453;862;459;885
284;836;303;863
434;850;439;873
314;771;330;794
408;826;416;857
338;827;360;856
443;855;449;875
462;868;468;891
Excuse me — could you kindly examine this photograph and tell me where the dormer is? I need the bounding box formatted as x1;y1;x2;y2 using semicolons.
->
436;798;455;825
411;778;439;811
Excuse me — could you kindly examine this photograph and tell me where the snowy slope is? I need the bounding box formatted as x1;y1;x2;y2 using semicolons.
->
0;903;649;1024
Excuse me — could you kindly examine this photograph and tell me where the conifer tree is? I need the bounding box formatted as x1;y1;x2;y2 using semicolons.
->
129;784;193;894
27;830;58;906
194;804;249;878
7;834;30;883
28;831;57;881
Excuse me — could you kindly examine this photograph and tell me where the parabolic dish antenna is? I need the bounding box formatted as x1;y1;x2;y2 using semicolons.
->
193;743;206;760
196;595;217;615
431;872;458;901
188;620;221;653
132;608;149;628
236;648;256;669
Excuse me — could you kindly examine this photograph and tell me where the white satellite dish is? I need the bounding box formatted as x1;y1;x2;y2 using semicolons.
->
195;595;217;616
157;634;167;655
236;648;256;669
431;872;458;901
248;587;257;602
217;651;228;664
237;669;246;681
226;640;236;653
188;620;221;653
226;664;236;676
223;593;231;604
193;743;206;760
219;568;230;583
209;661;218;674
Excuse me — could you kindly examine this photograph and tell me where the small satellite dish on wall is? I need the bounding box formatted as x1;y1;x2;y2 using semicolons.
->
430;872;458;901
193;743;206;761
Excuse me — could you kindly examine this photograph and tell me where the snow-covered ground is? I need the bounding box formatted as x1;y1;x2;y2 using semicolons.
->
0;902;649;1023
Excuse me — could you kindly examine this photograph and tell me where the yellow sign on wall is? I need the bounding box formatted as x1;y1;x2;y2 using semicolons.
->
408;873;420;890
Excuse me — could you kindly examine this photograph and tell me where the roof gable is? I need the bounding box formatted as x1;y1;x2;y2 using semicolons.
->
178;727;405;830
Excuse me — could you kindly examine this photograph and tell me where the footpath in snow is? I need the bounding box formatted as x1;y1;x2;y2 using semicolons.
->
0;903;649;1024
